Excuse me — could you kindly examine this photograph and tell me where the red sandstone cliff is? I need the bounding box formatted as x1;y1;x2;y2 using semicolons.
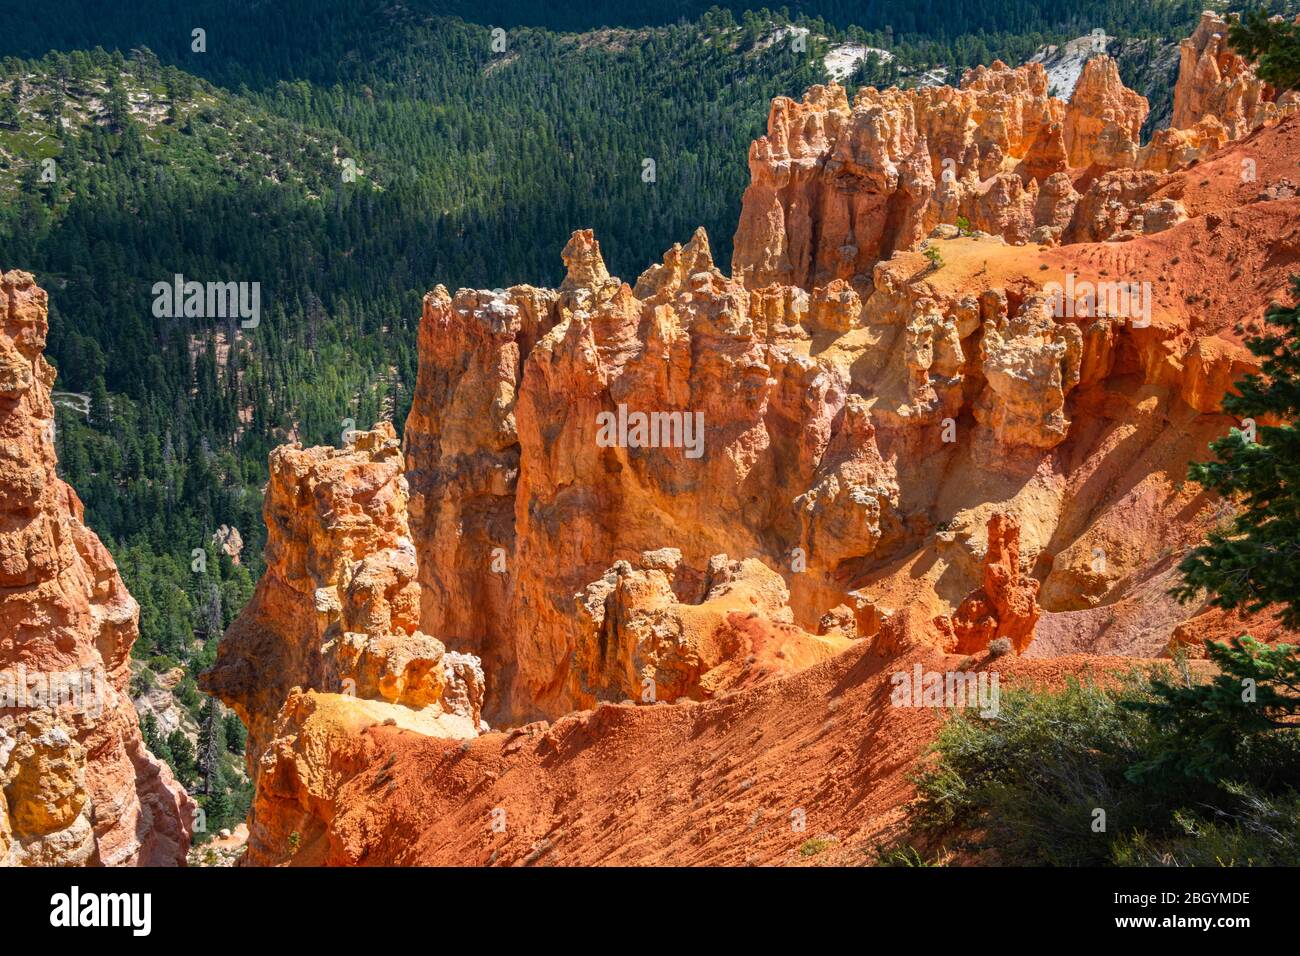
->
0;271;194;866
202;20;1300;865
1172;10;1299;138
729;55;1181;288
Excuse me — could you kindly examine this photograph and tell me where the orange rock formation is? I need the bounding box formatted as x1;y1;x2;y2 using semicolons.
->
729;59;1164;286
205;20;1300;865
0;271;194;865
1172;11;1299;138
199;422;490;861
945;513;1042;653
199;423;487;753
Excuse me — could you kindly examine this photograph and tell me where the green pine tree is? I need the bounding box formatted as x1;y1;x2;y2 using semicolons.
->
1126;636;1300;788
203;786;232;834
1173;278;1300;626
141;711;171;763
198;697;226;795
1229;8;1300;91
165;729;197;785
224;712;247;756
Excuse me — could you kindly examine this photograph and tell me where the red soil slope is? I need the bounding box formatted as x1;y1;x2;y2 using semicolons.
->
309;638;1159;867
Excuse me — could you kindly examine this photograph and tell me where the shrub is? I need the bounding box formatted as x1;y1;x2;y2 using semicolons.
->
129;666;156;697
899;640;1300;866
1111;785;1300;866
1124;637;1300;792
908;677;1157;865
986;637;1012;659
874;843;947;866
799;838;833;857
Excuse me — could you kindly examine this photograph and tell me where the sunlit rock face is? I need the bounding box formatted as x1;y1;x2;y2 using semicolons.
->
200;422;487;762
1171;11;1299;139
0;271;194;866
381;35;1297;724
730;57;1160;288
205;17;1300;865
199;422;488;865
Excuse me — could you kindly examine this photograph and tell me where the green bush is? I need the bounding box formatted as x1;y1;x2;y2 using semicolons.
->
1111;786;1300;866
901;640;1300;866
129;666;156;697
909;676;1158;865
799;838;833;857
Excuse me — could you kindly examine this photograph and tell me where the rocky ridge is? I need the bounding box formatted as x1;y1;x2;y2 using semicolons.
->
196;421;489;861
200;15;1300;865
1171;11;1299;139
0;271;193;866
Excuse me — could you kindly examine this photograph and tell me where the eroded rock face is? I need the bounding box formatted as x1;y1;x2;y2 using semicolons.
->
1171;11;1299;138
238;689;479;865
401;194;1292;724
206;19;1300;866
200;422;486;765
408;225;1125;721
974;294;1082;450
1139;116;1229;173
731;67;1063;288
408;229;887;721
0;271;193;866
573;550;851;706
200;422;487;865
211;525;244;564
1064;57;1149;170
403;278;558;711
731;26;1300;278
729;58;1168;286
943;514;1042;653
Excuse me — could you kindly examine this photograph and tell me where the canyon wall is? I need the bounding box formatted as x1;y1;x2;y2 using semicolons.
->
398;21;1300;725
733;12;1299;293
729;56;1172;289
224;24;1300;737
404;186;1293;726
204;17;1300;863
198;422;489;861
0;271;193;866
1172;11;1299;139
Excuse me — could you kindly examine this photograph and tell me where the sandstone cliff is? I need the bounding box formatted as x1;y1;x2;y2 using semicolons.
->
0;271;194;866
400;156;1294;724
199;422;488;861
1172;11;1299;138
207;19;1300;865
730;19;1299;288
729;58;1164;287
217;21;1297;728
196;426;492;753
